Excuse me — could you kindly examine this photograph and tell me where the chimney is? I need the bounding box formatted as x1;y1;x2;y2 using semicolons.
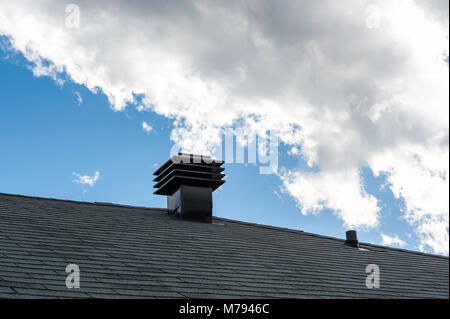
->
153;153;225;223
345;230;359;248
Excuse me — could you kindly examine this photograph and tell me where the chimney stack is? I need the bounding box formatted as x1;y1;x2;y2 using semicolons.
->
345;230;359;248
153;153;225;223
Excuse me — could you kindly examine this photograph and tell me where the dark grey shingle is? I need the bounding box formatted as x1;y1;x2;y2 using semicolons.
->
0;193;448;299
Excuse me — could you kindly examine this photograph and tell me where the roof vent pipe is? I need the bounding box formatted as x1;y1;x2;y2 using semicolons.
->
153;154;225;223
345;230;359;248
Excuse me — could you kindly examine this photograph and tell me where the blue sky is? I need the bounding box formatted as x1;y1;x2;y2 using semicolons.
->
0;1;448;256
0;38;416;251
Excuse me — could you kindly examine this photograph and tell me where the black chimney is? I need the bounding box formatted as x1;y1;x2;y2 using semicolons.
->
153;153;225;223
345;230;359;248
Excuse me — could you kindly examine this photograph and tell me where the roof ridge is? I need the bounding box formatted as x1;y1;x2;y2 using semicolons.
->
1;192;448;260
213;216;450;260
360;242;449;259
0;192;167;212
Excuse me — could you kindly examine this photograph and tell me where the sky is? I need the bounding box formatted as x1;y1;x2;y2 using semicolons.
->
0;0;448;256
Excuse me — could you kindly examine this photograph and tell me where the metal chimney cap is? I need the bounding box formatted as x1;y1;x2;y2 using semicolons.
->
153;153;225;196
153;154;226;223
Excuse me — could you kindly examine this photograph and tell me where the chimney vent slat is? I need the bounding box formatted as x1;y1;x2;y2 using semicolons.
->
153;165;225;182
154;170;225;188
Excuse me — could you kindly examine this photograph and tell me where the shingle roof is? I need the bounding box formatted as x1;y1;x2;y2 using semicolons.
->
0;193;448;299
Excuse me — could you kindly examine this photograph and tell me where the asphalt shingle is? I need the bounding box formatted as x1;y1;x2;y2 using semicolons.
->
0;193;448;299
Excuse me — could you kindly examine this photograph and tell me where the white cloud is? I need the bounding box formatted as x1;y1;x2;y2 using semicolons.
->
371;148;449;254
72;171;100;187
73;90;82;105
273;190;282;200
281;169;380;228
288;147;300;156
142;121;153;133
0;0;448;254
381;233;407;248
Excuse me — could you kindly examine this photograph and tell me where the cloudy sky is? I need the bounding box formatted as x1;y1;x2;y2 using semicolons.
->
0;0;448;255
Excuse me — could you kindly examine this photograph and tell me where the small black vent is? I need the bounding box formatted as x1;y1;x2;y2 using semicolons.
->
153;154;225;222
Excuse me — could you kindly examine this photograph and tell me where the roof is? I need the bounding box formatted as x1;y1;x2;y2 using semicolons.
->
0;193;448;299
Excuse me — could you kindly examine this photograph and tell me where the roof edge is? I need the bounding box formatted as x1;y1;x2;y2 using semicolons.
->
1;192;448;260
0;192;168;212
213;216;450;260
